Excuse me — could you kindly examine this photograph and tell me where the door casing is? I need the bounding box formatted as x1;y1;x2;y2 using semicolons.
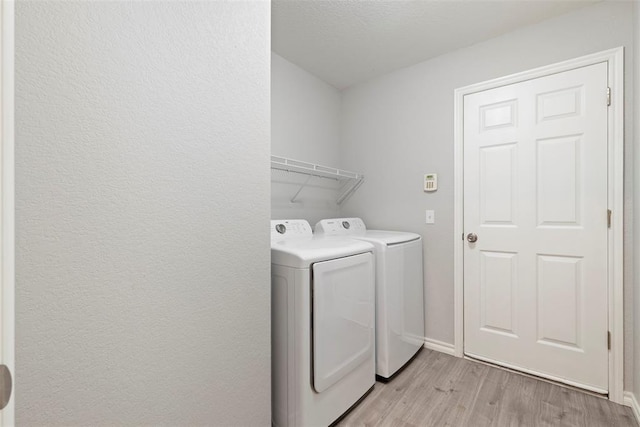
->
1;0;14;423
453;47;624;403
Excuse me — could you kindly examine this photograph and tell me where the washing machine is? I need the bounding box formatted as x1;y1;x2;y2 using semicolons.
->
271;219;376;427
315;218;425;381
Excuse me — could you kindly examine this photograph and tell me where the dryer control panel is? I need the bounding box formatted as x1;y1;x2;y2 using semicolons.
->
315;218;367;235
270;219;312;240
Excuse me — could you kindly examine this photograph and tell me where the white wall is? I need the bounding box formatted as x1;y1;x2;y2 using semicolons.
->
271;53;343;224
340;0;635;385
16;2;271;425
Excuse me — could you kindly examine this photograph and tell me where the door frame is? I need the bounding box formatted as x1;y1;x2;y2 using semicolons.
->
453;47;624;403
1;0;14;423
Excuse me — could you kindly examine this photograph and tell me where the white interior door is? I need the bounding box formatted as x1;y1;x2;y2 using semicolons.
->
463;62;609;393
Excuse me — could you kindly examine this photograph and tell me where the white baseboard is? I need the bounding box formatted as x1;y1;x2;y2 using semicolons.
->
423;337;455;356
624;391;640;425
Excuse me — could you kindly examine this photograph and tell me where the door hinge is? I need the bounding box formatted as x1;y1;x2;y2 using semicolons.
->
607;209;612;228
462;233;464;241
608;331;611;350
607;87;611;106
0;365;11;410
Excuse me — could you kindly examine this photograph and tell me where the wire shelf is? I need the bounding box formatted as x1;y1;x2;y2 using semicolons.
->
270;155;364;205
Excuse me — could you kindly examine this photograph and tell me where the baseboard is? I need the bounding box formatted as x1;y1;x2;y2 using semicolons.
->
624;391;640;425
423;337;455;356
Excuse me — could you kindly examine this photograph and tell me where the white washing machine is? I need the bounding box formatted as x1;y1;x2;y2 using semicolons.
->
315;218;425;381
271;219;376;427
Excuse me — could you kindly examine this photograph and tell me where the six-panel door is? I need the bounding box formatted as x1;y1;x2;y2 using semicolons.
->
463;63;609;392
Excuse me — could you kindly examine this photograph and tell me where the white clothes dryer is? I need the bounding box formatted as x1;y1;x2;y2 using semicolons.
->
315;218;425;381
271;219;376;427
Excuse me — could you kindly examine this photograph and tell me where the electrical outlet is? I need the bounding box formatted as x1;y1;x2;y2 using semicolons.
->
425;210;435;224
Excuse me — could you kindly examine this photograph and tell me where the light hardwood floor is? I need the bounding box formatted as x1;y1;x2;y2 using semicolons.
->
338;349;637;427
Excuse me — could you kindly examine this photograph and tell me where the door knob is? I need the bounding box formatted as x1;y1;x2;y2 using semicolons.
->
467;233;478;243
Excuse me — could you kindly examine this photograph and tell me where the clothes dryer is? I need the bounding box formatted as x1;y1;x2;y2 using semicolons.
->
271;219;376;427
315;218;425;381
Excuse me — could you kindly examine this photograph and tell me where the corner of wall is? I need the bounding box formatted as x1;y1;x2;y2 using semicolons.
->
271;52;344;224
624;391;640;424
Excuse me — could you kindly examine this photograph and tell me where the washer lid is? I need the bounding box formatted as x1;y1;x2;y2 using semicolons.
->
359;230;421;246
271;236;374;268
315;218;421;245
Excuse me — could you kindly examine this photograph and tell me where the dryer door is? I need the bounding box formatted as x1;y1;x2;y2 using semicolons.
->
312;252;375;393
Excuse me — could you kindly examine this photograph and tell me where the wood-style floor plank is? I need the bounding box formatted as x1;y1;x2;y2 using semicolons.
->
338;349;636;427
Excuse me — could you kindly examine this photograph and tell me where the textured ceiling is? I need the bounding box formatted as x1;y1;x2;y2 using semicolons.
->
272;0;599;89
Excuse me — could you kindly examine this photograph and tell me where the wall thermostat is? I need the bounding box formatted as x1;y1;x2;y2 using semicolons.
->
424;174;437;192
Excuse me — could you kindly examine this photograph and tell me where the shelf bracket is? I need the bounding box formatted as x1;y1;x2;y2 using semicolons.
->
290;174;312;203
336;175;364;205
